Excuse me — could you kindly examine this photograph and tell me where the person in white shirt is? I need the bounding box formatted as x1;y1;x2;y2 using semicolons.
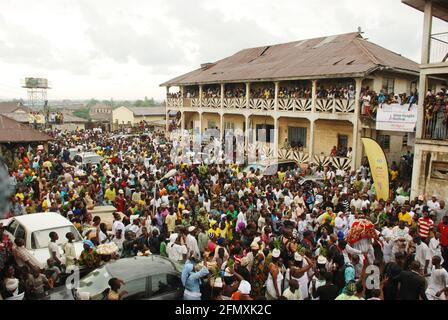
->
167;234;188;262
425;256;448;300
48;232;65;266
112;213;125;235
427;195;440;211
414;236;431;275
186;227;201;260
429;232;444;267
350;194;363;212
334;212;348;236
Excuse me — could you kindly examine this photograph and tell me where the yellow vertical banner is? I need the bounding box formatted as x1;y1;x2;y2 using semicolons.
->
362;138;389;201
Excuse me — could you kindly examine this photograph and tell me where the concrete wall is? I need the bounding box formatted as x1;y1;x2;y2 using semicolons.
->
314;120;353;156
113;107;134;126
278;118;311;152
416;147;448;202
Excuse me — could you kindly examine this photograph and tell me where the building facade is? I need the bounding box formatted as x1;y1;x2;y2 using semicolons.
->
404;0;448;201
112;106;166;128
162;32;427;170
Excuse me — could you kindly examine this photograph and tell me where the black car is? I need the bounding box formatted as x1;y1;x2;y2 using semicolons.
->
43;256;183;300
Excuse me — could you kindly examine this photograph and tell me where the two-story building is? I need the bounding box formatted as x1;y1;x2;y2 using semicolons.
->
162;32;434;170
403;0;448;201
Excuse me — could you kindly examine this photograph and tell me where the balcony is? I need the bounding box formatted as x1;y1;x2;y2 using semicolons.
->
223;97;247;109
430;32;448;64
422;103;448;141
278;98;311;112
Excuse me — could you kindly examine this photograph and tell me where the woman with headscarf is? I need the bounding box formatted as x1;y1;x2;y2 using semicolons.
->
251;251;267;298
181;258;209;300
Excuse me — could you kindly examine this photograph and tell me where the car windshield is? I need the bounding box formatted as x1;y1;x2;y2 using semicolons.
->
77;266;111;300
31;226;81;249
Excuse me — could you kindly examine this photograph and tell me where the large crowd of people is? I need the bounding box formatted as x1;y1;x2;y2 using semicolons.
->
1;126;447;301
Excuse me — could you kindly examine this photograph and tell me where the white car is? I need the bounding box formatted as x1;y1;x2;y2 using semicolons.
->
74;152;103;165
0;213;84;266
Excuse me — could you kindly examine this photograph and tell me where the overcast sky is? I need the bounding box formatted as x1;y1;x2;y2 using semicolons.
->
0;0;445;101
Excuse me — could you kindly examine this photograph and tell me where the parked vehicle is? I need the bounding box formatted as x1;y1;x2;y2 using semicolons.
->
0;213;84;267
43;256;183;300
243;159;297;176
73;152;103;165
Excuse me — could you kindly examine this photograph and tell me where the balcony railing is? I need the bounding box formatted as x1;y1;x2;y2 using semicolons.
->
224;98;246;109
167;95;357;115
423;110;448;140
430;32;448;64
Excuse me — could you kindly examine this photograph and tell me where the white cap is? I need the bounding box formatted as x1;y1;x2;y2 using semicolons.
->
213;277;223;288
238;280;251;295
294;252;303;262
188;226;196;232
317;255;328;265
119;189;124;194
272;248;281;258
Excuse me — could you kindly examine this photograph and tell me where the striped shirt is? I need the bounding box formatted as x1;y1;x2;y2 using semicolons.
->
418;217;434;239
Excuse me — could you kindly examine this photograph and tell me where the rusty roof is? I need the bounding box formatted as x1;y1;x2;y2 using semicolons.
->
0;114;53;143
0;102;29;114
161;32;419;86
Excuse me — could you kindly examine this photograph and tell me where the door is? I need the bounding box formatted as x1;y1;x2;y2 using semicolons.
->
148;273;182;300
121;277;149;300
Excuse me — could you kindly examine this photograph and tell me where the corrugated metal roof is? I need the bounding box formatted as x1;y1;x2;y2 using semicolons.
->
0;102;29;114
63;114;88;123
0;115;53;143
161;32;419;86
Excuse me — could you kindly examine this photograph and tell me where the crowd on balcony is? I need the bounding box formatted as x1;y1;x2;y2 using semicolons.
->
278;87;312;99
202;88;221;99
251;88;275;99
167;92;181;99
225;88;246;98
184;89;199;99
316;85;356;100
360;88;418;117
423;88;448;140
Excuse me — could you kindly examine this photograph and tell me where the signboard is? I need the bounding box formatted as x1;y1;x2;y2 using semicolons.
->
376;103;417;132
362;138;390;201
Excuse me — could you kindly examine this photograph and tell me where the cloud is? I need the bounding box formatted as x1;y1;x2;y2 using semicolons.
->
0;0;429;100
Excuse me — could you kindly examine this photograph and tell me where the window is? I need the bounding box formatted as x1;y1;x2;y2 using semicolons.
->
224;122;235;130
338;135;348;149
15;225;26;240
382;77;395;94
207;120;216;129
150;274;181;297
409;81;417;94
288;127;307;147
122;278;148;300
402;134;408;147
256;124;274;143
377;135;391;150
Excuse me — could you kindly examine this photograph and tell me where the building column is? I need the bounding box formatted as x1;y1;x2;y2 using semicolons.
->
421;1;433;65
410;144;422;199
220;83;225;110
245;115;250;152
165;86;170;132
246;82;250;110
351;78;363;169
273;117;279;157
198;112;203;135
199;85;203;108
309;120;315;160
416;74;427;139
220;113;224;142
311;80;317;113
181;111;185;133
274;81;279;112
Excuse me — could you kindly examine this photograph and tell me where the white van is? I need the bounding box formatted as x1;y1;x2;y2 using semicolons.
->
0;213;84;266
74;152;103;165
